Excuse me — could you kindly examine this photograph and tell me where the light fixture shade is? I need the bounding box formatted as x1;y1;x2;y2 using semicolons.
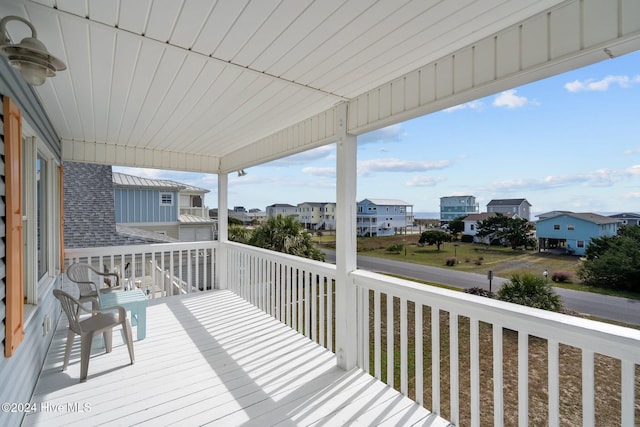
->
0;16;66;86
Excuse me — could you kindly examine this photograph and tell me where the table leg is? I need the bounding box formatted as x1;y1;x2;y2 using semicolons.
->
136;306;147;340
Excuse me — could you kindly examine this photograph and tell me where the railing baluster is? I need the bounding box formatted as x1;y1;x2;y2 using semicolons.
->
387;293;394;388
621;360;634;427
494;325;504;427
305;271;311;339
311;272;317;343
582;349;595;427
518;332;528;427
470;318;480;427
361;287;369;372
432;307;440;415
400;297;408;396
450;313;459;426
327;278;333;352
374;290;381;380
415;302;423;406
320;273;326;349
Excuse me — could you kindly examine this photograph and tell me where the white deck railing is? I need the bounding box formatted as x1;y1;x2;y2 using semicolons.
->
65;241;217;298
63;241;640;425
226;242;336;352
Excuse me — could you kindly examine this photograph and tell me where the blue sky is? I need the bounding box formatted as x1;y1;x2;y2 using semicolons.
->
115;50;640;218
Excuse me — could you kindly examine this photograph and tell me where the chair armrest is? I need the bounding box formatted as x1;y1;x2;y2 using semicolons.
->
95;271;121;288
86;264;121;288
86;303;127;321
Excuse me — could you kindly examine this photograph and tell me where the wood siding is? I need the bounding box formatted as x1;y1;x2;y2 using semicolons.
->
114;188;179;224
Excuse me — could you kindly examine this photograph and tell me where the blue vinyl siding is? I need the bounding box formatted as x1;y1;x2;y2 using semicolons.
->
537;215;618;256
1;62;63;427
115;188;178;223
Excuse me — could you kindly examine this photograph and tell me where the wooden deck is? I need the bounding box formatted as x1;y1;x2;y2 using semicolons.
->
24;290;449;427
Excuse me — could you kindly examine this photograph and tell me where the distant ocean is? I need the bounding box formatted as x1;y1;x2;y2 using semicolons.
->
414;212;440;219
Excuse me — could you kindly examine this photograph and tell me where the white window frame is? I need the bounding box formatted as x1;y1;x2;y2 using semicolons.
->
22;123;60;315
159;192;174;206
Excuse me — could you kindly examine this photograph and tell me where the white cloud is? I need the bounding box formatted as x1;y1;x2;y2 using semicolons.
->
625;191;640;199
358;158;452;176
492;90;529;108
302;167;336;178
564;75;639;92
624;146;640;155
405;175;445;187
625;165;640;176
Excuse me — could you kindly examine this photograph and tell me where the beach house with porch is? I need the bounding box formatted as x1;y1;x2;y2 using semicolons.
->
2;1;640;426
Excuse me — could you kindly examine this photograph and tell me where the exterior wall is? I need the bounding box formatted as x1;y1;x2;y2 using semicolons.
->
180;225;215;241
609;213;640;226
487;201;531;221
440;195;478;221
356;200;410;237
1;62;62;427
536;215;618;256
114;188;179;224
266;204;296;217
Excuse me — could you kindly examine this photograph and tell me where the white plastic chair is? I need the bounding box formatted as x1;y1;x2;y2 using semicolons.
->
66;262;121;309
53;289;135;382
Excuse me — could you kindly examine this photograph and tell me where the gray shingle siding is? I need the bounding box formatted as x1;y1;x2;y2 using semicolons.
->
63;162;166;248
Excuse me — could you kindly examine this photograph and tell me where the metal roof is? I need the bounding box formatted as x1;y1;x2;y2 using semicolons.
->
3;1;639;173
112;172;209;193
360;198;412;206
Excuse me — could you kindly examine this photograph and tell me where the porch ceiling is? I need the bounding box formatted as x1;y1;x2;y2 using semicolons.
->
2;0;639;173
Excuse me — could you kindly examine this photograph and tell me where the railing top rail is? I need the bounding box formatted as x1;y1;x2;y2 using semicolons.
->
353;269;640;362
225;241;336;277
65;240;219;258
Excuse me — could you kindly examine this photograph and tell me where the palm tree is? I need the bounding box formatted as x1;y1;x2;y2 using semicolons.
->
249;214;325;261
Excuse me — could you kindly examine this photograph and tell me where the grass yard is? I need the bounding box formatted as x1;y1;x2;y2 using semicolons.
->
321;234;639;300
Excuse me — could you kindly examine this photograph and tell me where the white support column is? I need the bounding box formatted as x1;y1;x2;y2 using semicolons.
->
217;173;228;290
335;102;358;370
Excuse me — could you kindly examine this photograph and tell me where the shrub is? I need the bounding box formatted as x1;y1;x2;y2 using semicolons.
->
551;270;572;283
464;287;494;298
497;274;563;312
445;257;457;266
386;243;404;253
474;258;483;265
460;234;474;243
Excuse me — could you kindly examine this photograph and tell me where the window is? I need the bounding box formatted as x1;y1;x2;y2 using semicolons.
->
553;224;560;230
567;224;575;231
577;240;584;248
36;154;47;280
23;129;60;305
160;192;174;206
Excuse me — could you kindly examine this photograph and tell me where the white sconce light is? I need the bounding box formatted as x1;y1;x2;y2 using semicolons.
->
237;169;247;177
0;15;66;86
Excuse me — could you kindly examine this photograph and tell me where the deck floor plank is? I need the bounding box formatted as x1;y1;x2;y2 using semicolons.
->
24;290;448;427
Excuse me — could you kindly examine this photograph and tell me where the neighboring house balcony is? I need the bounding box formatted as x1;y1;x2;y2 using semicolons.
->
179;206;209;218
26;241;640;426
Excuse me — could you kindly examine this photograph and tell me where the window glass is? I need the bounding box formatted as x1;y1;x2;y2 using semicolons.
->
160;192;173;206
36;154;48;280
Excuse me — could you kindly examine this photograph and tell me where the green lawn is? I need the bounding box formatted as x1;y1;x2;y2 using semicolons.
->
320;234;640;300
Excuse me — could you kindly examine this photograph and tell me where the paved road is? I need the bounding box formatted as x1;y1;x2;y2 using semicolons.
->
323;250;640;326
